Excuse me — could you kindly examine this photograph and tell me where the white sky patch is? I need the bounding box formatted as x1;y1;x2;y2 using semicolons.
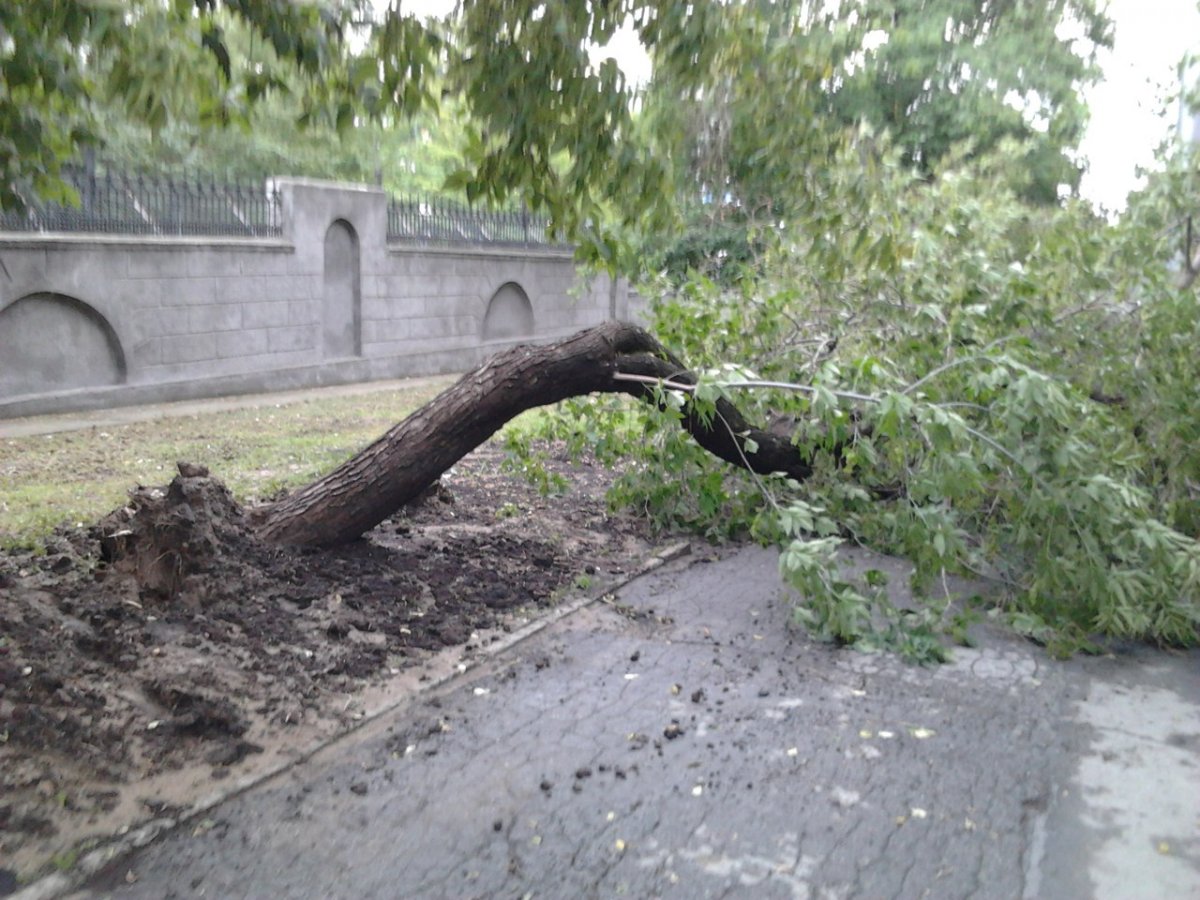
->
390;0;454;21
1078;0;1200;211
841;28;890;78
378;1;653;87
588;20;652;88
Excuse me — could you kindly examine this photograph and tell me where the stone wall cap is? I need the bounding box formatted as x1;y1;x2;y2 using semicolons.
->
268;176;385;194
386;242;575;260
0;233;294;252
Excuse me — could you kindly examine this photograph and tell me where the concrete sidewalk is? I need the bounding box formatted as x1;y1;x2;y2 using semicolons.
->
63;544;1198;899
0;375;457;439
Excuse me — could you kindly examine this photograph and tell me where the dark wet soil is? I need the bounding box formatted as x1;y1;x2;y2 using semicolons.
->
0;443;655;883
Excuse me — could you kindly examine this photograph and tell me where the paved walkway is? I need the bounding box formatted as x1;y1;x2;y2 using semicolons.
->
0;376;456;439
64;545;1199;900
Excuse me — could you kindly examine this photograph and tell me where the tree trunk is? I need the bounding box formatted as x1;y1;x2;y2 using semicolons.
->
256;322;818;547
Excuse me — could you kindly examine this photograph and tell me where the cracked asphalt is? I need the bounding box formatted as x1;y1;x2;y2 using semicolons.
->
74;544;1200;900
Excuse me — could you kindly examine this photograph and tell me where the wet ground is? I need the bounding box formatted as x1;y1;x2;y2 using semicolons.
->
53;544;1200;900
0;446;654;885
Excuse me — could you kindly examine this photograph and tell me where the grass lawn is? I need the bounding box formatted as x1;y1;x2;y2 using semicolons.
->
0;378;459;548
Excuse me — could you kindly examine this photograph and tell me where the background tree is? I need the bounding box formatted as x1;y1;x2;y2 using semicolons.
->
1;0;714;237
832;0;1110;204
0;0;354;209
634;0;1111;280
94;76;472;197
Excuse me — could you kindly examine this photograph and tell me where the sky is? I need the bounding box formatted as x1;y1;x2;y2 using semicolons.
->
397;0;1199;212
1078;0;1200;211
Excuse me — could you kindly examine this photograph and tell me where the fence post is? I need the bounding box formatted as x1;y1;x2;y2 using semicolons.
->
84;150;96;217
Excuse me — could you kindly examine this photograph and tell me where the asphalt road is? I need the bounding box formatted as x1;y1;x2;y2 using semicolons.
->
67;545;1200;900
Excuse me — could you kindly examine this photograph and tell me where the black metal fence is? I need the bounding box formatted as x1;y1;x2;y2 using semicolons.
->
0;167;283;238
386;196;562;247
0;166;567;248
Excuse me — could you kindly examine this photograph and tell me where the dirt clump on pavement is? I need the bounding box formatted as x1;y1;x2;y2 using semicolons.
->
0;444;655;885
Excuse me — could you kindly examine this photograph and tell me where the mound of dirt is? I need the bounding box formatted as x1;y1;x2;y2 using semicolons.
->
0;445;656;884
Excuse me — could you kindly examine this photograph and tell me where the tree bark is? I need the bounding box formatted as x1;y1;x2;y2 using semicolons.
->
256;322;818;547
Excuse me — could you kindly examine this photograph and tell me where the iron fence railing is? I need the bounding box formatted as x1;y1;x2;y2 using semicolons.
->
0;167;283;238
0;167;568;248
386;196;563;247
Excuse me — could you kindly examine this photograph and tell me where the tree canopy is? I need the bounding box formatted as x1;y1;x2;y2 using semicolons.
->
633;0;1112;278
1;1;1113;243
832;0;1110;202
2;1;348;208
1;0;705;232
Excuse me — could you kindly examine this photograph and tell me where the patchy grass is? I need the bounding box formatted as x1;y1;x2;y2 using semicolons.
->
0;379;457;548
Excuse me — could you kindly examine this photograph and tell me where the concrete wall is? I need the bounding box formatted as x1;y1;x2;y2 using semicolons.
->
0;177;634;418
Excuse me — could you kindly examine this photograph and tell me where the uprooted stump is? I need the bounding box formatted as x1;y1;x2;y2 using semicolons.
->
255;321;823;548
99;462;251;601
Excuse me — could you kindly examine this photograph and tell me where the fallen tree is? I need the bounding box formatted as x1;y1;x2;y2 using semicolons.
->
254;321;818;547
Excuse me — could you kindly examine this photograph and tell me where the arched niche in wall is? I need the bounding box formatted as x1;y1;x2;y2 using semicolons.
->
322;219;362;358
482;282;534;342
0;292;126;398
